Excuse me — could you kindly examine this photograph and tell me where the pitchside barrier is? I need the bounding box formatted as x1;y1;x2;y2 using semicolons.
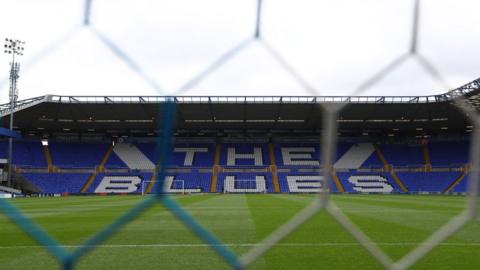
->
1;0;480;269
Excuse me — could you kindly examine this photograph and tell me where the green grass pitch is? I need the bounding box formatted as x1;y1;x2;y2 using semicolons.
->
1;194;479;269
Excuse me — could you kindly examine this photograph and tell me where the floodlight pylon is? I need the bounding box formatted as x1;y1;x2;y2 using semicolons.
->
3;38;25;188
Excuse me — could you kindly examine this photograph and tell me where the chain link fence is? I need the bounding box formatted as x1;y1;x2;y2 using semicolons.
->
1;0;479;269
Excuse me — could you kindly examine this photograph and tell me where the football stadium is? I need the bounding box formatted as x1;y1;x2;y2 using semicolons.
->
1;1;480;270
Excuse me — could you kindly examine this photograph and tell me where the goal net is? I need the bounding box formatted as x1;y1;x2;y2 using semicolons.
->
223;176;267;194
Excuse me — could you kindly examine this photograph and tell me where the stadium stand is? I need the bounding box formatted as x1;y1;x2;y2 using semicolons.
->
275;143;320;167
360;151;384;169
278;172;338;193
136;142;216;167
220;143;270;167
105;150;128;168
397;171;462;193
22;173;91;194
85;172;153;194
112;143;155;170
0;139;469;194
451;173;469;193
428;141;470;167
172;144;216;167
381;144;425;167
217;172;274;193
0;140;46;167
336;172;400;193
49;142;110;168
150;173;212;193
135;142;159;164
1;82;477;195
334;143;375;169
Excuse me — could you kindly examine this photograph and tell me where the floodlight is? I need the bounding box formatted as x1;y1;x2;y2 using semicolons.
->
3;37;25;188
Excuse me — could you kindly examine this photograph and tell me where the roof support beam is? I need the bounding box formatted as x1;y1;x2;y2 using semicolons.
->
409;97;419;103
376;97;385;103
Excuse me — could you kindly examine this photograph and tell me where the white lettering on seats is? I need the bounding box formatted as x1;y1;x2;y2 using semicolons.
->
95;176;142;193
224;175;266;193
286;175;323;192
173;148;208;166
281;147;320;166
348;175;394;193
164;176;201;193
227;147;263;166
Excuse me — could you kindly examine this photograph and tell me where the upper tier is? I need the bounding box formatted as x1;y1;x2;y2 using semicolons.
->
0;140;470;169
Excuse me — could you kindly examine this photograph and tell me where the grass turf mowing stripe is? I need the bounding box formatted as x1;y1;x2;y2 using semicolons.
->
2;194;479;270
2;242;480;249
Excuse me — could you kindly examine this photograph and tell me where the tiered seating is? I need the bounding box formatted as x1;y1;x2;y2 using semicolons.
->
334;143;376;169
0;140;47;167
397;172;462;192
6;139;474;194
278;173;338;193
135;142;157;163
150;173;212;193
275;143;320;167
452;174;469;193
337;172;401;193
4;140;471;169
170;144;215;167
336;142;354;162
135;143;216;167
22;173;90;193
111;143;155;170
105;152;127;168
220;144;269;166
429;141;469;167
86;172;153;193
49;142;109;168
85;173;108;193
275;142;374;169
361;150;383;169
217;172;273;193
381;144;424;167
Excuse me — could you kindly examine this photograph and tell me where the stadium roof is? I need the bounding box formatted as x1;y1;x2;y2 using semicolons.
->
1;78;478;139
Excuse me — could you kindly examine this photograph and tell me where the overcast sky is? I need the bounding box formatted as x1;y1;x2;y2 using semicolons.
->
0;0;479;103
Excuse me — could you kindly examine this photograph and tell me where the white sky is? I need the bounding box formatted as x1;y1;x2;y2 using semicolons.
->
0;0;479;103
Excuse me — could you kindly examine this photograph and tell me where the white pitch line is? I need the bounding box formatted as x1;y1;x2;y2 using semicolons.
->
1;242;479;249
